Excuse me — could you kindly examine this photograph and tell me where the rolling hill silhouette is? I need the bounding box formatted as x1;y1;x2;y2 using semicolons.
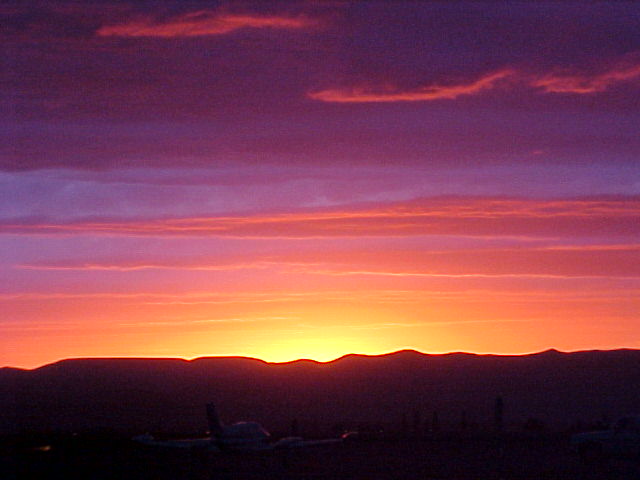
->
2;349;639;436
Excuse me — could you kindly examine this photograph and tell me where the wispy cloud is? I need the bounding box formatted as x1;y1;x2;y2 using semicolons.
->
0;315;298;332
532;63;640;94
2;197;638;239
310;59;640;103
17;260;281;272
97;11;315;38
2;289;638;308
118;315;297;328
297;269;640;280
308;69;515;103
15;243;640;279
344;318;538;331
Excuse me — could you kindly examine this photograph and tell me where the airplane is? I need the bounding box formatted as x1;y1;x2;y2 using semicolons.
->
133;403;342;451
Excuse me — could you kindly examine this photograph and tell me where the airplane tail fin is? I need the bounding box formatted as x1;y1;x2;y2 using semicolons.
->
206;403;223;437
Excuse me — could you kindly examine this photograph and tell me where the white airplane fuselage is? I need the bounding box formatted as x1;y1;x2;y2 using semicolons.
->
134;403;341;451
215;421;271;449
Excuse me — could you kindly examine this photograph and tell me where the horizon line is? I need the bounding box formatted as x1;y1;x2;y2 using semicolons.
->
4;346;638;371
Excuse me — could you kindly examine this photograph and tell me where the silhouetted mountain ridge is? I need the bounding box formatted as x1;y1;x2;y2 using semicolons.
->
2;349;639;436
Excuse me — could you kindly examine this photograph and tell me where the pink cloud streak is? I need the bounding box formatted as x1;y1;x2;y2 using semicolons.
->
16;244;640;278
1;197;638;239
2;288;637;305
532;63;640;94
300;270;640;280
97;11;315;38
17;261;278;272
308;69;515;103
309;59;640;103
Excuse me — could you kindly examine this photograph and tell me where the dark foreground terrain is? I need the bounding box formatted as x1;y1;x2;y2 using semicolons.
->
3;434;640;480
4;349;640;436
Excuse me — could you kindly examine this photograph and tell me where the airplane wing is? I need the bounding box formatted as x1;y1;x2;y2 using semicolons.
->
133;434;220;451
273;436;342;449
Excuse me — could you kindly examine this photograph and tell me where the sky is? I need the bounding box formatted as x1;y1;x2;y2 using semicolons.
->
2;1;640;368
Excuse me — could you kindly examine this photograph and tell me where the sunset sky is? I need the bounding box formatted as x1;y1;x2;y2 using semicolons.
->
2;1;640;368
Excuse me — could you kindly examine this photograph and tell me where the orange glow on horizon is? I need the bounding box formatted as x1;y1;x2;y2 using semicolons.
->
5;289;639;369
